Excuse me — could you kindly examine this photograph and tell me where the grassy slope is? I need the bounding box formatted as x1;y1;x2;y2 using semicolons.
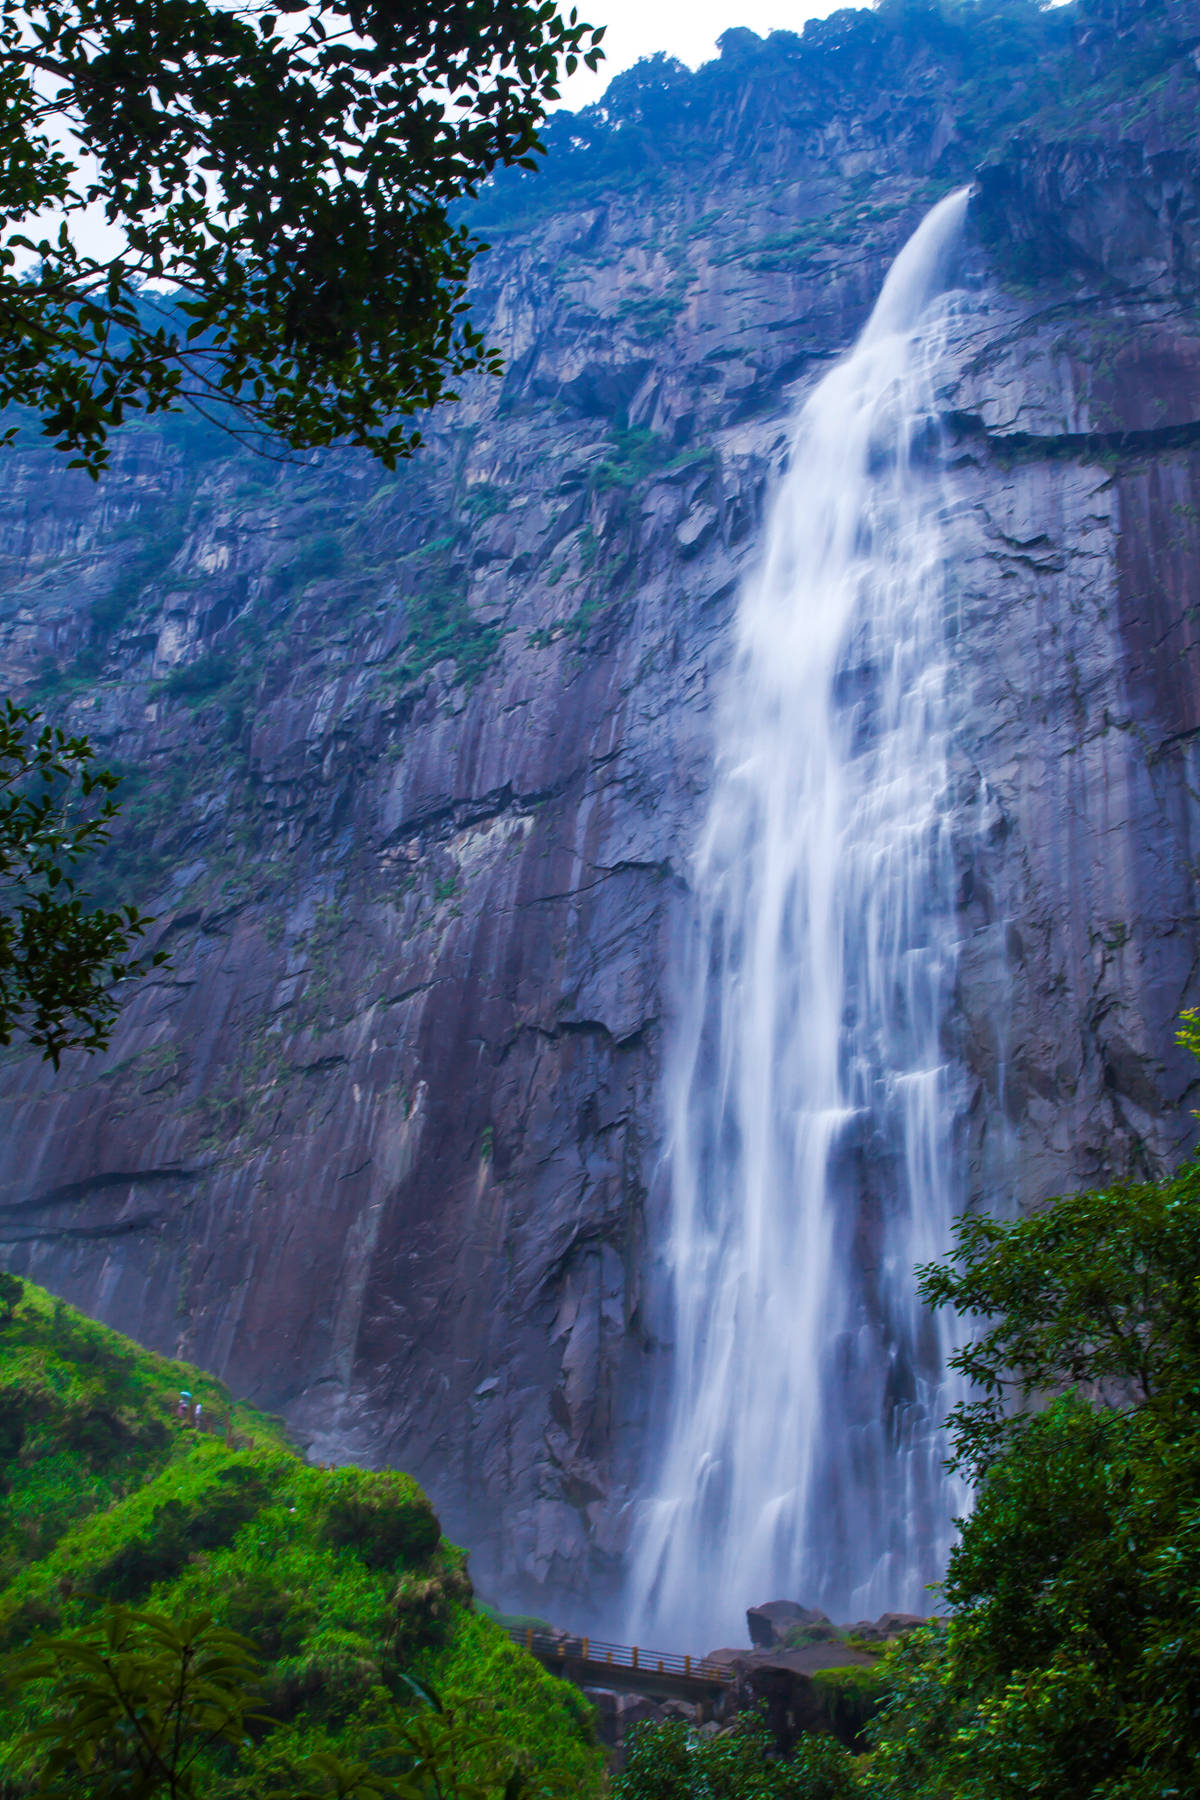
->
0;1280;603;1797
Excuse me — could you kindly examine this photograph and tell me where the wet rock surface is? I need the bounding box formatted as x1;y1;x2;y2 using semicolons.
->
0;0;1199;1617
722;1648;878;1755
747;1602;837;1650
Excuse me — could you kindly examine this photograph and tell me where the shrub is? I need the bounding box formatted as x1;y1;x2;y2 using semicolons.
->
614;1713;864;1800
158;654;232;699
218;1564;317;1660
0;1391;26;1490
810;1665;884;1749
0;1271;23;1323
301;532;345;579
392;1557;474;1650
91;1459;272;1601
317;1468;441;1571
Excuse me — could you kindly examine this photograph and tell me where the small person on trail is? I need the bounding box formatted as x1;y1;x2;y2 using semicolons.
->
194;1402;203;1431
177;1390;191;1423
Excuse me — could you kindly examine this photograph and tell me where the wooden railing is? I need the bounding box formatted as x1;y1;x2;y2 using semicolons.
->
506;1626;733;1686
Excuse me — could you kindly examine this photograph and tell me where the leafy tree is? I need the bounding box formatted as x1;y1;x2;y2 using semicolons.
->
0;0;602;1058
869;1135;1200;1800
5;1607;264;1798
4;1606;538;1800
0;0;603;474
0;699;163;1063
277;1701;535;1799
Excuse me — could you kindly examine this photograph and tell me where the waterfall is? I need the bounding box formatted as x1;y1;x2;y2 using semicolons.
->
632;190;973;1649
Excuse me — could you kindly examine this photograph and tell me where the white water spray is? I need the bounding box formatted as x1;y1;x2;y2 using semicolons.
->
632;190;973;1648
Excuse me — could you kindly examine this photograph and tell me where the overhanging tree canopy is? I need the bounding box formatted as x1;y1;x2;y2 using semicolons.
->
0;0;603;472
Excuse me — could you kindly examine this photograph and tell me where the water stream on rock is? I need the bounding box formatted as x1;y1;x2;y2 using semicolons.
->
630;189;973;1648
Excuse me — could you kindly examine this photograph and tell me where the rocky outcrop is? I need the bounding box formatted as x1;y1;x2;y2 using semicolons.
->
745;1600;926;1650
1;0;1199;1620
585;1690;703;1763
717;1604;923;1749
721;1646;880;1755
747;1602;836;1650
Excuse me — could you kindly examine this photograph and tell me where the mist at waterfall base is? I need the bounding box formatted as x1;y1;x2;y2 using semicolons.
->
629;190;974;1651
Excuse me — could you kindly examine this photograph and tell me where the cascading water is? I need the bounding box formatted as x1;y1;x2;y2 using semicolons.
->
631;190;973;1648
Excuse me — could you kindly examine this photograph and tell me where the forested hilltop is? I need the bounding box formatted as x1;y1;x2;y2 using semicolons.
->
1;0;1199;1622
474;0;1200;236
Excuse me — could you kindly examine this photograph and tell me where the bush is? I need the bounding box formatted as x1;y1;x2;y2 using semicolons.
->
0;1271;22;1323
58;1396;169;1468
614;1714;864;1800
301;531;345;580
317;1468;441;1571
218;1563;317;1660
393;1558;475;1650
0;1391;26;1490
158;653;232;699
811;1666;885;1749
395;576;503;689
91;1459;272;1601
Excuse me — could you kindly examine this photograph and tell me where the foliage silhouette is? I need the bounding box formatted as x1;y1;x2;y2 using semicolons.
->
6;1607;265;1799
0;0;604;473
0;699;163;1062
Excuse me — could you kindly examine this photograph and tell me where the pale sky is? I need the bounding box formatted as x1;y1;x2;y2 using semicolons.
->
552;0;846;110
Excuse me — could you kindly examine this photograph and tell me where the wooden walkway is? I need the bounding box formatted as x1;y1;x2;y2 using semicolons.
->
506;1626;734;1710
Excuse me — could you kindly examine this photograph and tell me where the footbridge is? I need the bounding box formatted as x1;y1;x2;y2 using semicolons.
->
506;1626;734;1712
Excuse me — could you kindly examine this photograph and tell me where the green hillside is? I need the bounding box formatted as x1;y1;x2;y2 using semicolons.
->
0;1278;603;1797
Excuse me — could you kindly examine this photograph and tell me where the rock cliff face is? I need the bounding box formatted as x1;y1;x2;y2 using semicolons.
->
2;0;1200;1619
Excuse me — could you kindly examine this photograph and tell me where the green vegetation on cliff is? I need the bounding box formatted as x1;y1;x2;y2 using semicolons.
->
0;1280;604;1798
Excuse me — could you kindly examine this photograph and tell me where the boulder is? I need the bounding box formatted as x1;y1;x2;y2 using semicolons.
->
845;1611;927;1644
727;1641;880;1754
746;1600;833;1649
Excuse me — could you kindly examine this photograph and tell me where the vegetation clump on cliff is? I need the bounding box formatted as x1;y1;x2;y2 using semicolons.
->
0;1280;604;1797
471;0;1078;235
